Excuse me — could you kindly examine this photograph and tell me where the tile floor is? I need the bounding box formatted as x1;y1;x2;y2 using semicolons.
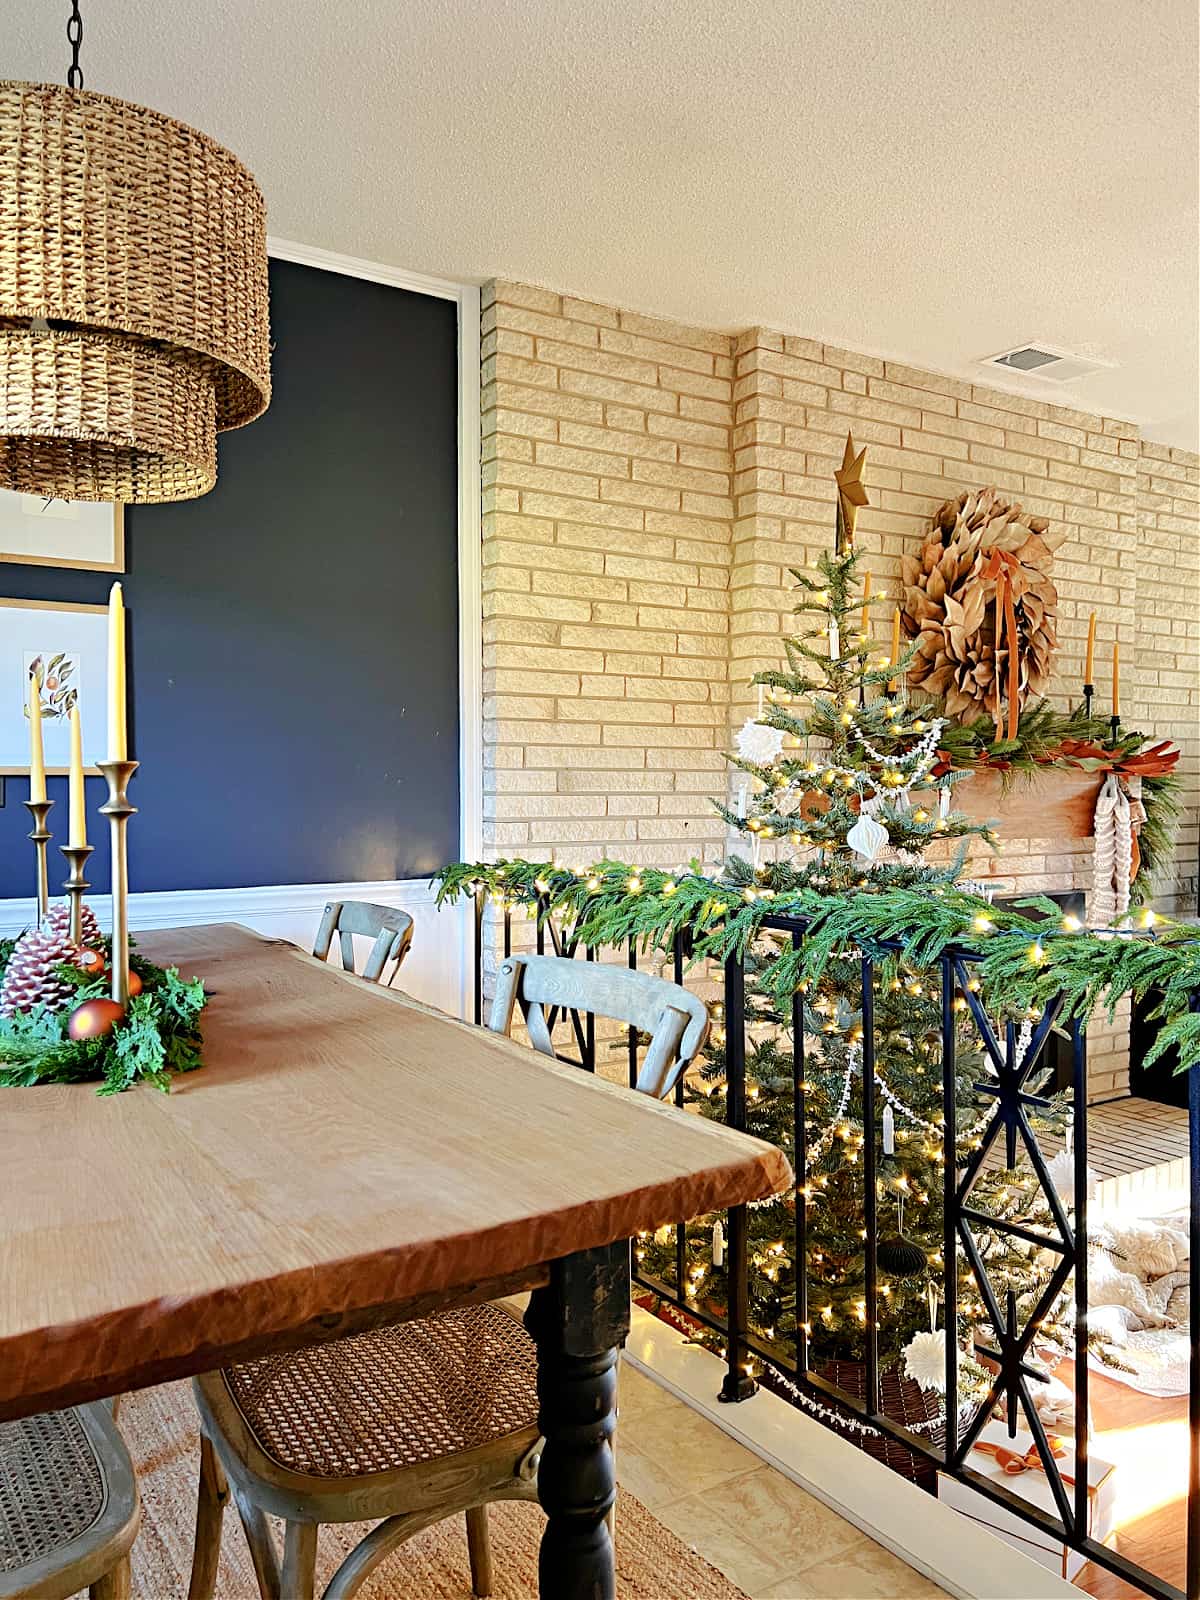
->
616;1364;951;1600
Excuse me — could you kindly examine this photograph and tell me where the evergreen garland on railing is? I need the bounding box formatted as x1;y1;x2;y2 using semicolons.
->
436;860;1200;1072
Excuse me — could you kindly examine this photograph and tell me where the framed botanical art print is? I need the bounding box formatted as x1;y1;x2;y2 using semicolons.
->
0;599;109;776
0;489;124;572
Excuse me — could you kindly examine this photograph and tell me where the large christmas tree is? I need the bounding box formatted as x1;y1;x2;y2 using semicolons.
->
638;435;1071;1397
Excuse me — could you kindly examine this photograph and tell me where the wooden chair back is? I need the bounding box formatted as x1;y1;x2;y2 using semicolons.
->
312;901;414;986
489;953;709;1100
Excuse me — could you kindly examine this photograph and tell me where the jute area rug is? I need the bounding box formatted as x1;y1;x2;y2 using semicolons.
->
97;1382;749;1598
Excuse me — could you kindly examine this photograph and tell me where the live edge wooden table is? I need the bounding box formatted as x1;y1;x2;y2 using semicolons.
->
0;924;791;1600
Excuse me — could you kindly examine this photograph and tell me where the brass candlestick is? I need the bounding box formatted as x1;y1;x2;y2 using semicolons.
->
23;798;54;926
98;760;138;1009
60;844;95;948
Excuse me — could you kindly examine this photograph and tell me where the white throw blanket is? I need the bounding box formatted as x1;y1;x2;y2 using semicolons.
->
1088;1213;1190;1397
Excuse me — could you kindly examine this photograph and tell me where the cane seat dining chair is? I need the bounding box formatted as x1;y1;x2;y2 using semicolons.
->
187;953;709;1600
0;1403;140;1600
311;902;414;986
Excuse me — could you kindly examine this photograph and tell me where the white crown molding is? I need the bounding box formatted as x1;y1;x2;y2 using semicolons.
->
265;237;480;305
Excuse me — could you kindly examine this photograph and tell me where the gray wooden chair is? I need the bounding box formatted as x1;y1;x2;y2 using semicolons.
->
312;902;413;986
187;954;709;1600
0;1403;140;1600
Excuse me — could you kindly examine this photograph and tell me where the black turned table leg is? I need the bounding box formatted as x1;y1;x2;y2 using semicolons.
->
525;1241;630;1600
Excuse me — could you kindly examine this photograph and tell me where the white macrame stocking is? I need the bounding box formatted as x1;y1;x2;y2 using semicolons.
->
1090;772;1132;928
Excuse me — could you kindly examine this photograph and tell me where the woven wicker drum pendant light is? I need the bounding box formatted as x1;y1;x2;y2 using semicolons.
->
0;2;270;502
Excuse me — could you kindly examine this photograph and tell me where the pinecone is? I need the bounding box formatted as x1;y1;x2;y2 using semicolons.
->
0;925;78;1019
44;900;102;953
900;488;1063;722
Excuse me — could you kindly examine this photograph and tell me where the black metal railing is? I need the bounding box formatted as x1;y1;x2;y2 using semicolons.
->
469;891;1199;1600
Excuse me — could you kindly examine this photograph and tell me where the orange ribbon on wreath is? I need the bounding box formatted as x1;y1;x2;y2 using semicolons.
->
981;548;1022;742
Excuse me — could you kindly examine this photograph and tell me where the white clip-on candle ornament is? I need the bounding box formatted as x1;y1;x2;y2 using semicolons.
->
712;1219;725;1268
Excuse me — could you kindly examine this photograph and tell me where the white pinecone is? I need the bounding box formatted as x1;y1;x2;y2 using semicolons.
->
44;900;102;953
0;925;78;1019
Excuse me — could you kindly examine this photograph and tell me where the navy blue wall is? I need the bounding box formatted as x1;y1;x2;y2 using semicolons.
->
0;259;461;897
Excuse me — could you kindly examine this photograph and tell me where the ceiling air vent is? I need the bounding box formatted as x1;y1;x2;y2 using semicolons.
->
981;343;1115;384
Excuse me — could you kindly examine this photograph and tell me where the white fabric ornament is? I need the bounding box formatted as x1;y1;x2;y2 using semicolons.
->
847;812;889;862
734;718;786;765
1046;1147;1098;1203
903;1329;948;1392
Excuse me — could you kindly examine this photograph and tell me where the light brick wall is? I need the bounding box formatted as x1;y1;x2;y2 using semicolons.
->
479;280;1200;1094
1134;440;1200;916
481;281;735;866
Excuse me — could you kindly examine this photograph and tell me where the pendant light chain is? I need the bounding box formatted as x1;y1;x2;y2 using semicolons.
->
66;0;84;89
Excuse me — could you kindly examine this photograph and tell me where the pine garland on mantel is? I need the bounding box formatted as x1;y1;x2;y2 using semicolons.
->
436;860;1200;1073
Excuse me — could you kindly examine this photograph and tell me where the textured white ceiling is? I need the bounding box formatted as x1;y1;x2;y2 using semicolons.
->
8;0;1199;446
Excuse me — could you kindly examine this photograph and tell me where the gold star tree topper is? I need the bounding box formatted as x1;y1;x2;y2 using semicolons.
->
834;431;869;547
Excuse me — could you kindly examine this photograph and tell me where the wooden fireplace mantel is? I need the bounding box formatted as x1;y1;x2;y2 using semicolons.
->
948;767;1103;844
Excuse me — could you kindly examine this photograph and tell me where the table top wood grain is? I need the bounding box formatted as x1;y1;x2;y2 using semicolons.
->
0;923;791;1420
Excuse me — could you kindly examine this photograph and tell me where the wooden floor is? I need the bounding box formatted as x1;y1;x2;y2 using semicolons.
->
1060;1356;1189;1599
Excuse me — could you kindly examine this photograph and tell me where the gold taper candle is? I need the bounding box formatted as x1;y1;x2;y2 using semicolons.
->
860;570;872;636
106;582;128;762
1111;641;1120;719
27;667;46;803
1084;611;1096;683
68;703;87;848
888;607;901;691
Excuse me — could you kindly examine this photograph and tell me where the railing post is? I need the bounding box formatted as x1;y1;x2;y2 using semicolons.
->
793;929;808;1381
1071;1014;1090;1545
860;953;880;1417
720;949;757;1402
1188;994;1200;1600
627;939;639;1089
674;931;688;1295
940;956;958;1462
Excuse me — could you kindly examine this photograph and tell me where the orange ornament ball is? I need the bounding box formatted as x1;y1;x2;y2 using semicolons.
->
126;969;144;998
67;998;126;1041
74;948;106;977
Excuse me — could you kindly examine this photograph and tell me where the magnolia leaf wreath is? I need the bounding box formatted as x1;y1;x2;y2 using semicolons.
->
901;488;1065;729
0;937;206;1095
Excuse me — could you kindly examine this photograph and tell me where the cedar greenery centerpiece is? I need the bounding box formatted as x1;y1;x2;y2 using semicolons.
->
0;933;205;1095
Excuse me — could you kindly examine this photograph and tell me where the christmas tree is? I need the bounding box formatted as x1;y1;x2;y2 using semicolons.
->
637;435;1073;1401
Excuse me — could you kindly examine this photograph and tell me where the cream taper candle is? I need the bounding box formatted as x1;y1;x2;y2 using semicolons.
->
106;582;127;762
27;667;46;803
68;703;87;848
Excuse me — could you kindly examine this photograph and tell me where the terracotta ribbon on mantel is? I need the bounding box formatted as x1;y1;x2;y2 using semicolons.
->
974;1435;1076;1488
981;548;1022;741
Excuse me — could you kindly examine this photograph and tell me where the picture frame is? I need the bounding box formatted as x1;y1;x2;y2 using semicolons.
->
0;599;110;776
0;489;125;572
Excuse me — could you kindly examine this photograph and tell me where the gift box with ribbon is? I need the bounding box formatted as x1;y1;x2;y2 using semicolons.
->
937;1421;1116;1580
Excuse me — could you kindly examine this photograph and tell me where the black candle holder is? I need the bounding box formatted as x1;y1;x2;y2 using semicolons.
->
1083;682;1094;721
